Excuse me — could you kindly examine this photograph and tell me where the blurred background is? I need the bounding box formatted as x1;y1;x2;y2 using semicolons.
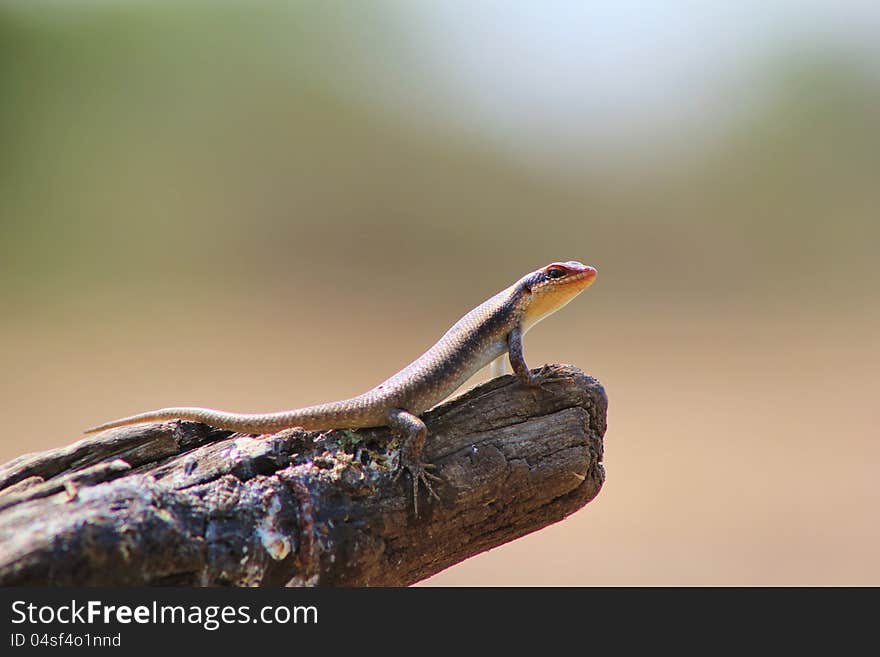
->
1;1;878;585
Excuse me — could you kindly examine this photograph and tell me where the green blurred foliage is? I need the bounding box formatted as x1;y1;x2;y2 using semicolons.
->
1;2;878;315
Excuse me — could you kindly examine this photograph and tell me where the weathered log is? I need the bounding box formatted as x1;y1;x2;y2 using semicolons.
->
0;364;606;586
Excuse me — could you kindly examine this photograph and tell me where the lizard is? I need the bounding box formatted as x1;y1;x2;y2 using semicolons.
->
85;260;597;515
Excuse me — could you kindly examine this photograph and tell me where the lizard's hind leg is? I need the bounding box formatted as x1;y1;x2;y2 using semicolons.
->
388;408;441;518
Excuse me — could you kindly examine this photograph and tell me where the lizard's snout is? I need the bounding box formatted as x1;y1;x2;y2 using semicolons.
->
569;264;597;290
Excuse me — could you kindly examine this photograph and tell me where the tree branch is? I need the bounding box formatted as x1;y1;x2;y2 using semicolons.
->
0;364;606;586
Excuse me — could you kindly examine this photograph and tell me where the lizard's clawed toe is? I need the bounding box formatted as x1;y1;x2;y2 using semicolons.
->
399;460;442;517
416;468;442;501
520;372;556;395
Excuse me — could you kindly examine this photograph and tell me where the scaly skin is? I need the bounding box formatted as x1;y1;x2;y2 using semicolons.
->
86;261;597;515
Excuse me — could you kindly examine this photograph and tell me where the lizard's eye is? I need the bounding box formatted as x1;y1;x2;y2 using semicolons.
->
546;267;567;279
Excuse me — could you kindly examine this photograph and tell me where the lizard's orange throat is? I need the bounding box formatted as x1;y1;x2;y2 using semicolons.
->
523;266;596;331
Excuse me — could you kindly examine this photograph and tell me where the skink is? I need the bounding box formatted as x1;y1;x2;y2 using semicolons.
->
87;261;597;515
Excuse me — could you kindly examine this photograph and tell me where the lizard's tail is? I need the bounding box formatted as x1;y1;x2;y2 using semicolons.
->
84;407;311;435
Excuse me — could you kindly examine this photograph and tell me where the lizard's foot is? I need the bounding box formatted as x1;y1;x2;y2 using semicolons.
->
387;408;442;518
393;458;442;518
518;366;557;394
535;364;561;392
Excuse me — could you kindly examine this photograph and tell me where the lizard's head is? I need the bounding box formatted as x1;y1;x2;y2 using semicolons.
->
520;261;597;331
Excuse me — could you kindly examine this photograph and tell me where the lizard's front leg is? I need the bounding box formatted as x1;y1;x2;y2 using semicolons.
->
388;408;441;518
507;325;543;388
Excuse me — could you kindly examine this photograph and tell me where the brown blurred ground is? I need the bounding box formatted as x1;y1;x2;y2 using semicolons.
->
1;3;878;585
